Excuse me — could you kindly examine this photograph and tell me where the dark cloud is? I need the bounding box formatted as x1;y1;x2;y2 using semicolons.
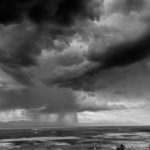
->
109;0;145;14
0;85;79;124
0;24;41;85
41;0;150;91
0;0;102;125
1;0;150;125
0;0;101;85
90;32;150;69
0;86;77;113
43;72;107;91
0;0;100;25
44;27;150;91
125;0;145;11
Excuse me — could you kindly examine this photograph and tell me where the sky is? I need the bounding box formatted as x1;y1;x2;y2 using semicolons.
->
0;0;150;126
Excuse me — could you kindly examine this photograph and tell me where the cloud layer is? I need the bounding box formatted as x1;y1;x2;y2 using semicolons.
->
0;0;150;125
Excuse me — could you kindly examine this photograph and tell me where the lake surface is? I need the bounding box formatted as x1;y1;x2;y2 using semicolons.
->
0;126;150;150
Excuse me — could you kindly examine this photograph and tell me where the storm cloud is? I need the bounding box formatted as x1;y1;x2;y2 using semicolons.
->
0;0;101;85
43;0;150;91
0;0;101;25
1;0;150;125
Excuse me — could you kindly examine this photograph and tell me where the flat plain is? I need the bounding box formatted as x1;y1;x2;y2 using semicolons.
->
0;126;150;150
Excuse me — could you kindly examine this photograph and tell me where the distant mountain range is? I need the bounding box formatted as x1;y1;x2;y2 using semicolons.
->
79;120;139;127
0;120;63;129
0;120;140;129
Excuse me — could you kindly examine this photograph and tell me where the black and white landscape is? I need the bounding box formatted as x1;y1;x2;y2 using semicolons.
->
0;0;150;149
0;126;150;150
